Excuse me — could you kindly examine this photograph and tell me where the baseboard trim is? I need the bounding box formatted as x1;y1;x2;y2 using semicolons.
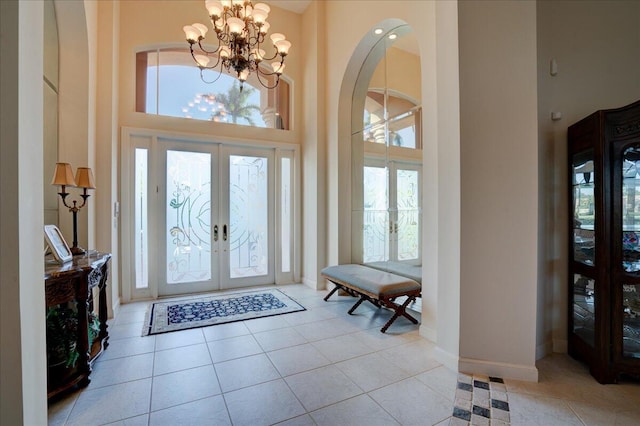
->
536;340;553;360
434;346;459;372
302;277;319;290
111;299;121;321
458;357;539;382
419;325;437;343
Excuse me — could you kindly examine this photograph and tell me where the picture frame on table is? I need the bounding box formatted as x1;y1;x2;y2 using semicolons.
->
44;224;73;264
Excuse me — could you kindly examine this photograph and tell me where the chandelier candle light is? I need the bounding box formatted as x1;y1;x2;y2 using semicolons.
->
184;0;291;90
51;162;96;256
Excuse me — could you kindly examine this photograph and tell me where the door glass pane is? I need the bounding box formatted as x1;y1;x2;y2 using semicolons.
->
134;149;148;289
622;146;640;272
229;155;269;278
573;274;595;347
573;155;595;265
363;165;389;263
397;169;419;261
281;157;291;273
623;283;640;358
166;150;211;284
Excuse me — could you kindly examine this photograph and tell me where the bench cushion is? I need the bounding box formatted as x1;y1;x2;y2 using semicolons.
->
321;264;421;298
365;261;422;283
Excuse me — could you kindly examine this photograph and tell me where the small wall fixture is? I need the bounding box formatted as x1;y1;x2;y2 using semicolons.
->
51;162;96;256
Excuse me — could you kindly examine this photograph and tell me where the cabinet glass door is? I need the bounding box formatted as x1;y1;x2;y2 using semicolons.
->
621;146;640;358
572;153;595;265
622;146;640;272
573;274;595;347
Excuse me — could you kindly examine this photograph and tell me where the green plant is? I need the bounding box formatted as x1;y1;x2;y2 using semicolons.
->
46;306;100;368
46;305;79;368
87;311;100;348
210;81;261;125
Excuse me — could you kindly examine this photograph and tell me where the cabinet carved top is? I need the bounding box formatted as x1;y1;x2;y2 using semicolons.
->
615;120;640;136
45;250;111;280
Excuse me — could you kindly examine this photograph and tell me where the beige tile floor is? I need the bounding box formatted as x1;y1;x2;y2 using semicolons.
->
48;284;640;425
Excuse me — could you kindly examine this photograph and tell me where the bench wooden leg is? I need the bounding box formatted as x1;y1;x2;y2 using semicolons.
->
380;296;418;333
324;284;342;301
348;295;367;314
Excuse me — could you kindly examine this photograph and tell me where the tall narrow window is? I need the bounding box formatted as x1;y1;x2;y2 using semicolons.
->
134;148;149;289
281;157;292;273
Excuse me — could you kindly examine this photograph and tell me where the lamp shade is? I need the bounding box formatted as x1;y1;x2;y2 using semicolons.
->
195;54;210;67
238;69;250;81
251;9;268;24
227;17;244;35
259;22;270;35
205;0;223;17
183;25;200;42
270;32;285;44
275;39;291;55
253;3;270;14
192;23;209;39
75;167;96;189
271;62;285;74
51;162;76;186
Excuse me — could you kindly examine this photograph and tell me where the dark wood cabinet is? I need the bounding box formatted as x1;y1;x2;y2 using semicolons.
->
568;99;640;383
45;251;111;399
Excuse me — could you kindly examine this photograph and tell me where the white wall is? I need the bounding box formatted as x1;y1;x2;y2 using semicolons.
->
458;0;539;380
301;1;327;288
44;0;59;227
431;0;461;368
96;0;120;317
536;0;640;357
56;0;94;251
0;1;48;423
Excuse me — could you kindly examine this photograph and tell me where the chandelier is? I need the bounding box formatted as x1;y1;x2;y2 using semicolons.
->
183;0;291;90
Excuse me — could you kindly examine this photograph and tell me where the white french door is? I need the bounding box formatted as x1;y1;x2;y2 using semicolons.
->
122;129;298;301
220;146;275;289
156;141;274;296
362;158;421;264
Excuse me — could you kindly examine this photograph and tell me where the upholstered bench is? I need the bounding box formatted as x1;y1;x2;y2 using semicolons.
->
321;264;421;333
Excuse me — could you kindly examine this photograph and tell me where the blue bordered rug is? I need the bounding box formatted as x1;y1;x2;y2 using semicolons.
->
142;288;305;336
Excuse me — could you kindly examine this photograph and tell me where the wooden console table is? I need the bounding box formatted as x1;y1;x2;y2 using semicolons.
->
44;251;111;400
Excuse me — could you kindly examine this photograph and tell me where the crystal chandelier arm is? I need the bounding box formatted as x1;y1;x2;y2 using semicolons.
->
199;66;225;85
258;45;281;62
254;67;281;89
195;36;223;56
190;44;224;70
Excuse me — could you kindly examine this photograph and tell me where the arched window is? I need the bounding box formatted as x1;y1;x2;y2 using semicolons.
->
135;48;290;130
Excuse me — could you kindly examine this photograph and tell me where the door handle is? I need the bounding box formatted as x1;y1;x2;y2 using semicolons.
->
213;225;218;242
223;224;228;241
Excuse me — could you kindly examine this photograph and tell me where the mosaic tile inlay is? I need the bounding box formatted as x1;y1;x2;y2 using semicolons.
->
453;373;510;425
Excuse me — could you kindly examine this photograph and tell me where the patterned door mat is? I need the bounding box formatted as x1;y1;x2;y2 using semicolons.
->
142;288;305;336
